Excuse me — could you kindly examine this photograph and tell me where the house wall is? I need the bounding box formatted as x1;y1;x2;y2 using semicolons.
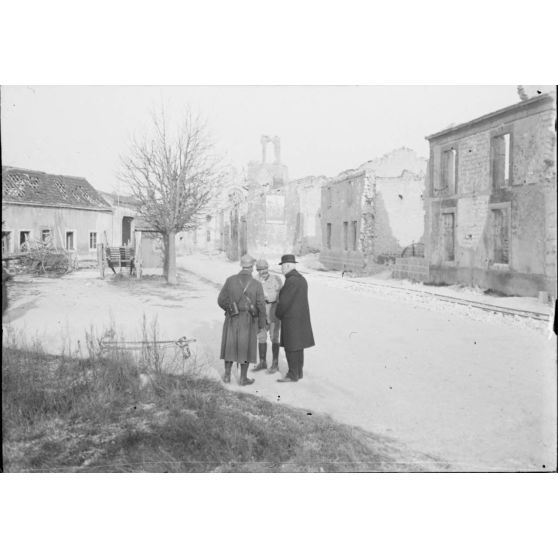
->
320;172;369;271
288;176;327;254
139;233;164;269
2;204;113;258
246;184;290;257
375;173;425;249
425;95;556;296
107;205;137;247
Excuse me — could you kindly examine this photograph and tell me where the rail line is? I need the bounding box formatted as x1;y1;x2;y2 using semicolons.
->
296;269;552;323
179;262;552;324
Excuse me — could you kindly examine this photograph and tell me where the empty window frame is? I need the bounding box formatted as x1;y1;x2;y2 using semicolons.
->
491;207;510;264
442;212;455;262
326;223;332;249
206;229;211;242
347;181;353;206
41;229;52;243
441;147;457;194
327;186;332;209
65;230;75;251
2;230;14;255
492;133;511;189
89;231;97;250
351;221;358;251
19;230;31;251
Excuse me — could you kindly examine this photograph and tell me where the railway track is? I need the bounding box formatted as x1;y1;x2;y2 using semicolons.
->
296;269;552;323
178;260;552;324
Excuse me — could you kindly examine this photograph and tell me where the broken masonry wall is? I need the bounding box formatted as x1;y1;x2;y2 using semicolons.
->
425;94;556;296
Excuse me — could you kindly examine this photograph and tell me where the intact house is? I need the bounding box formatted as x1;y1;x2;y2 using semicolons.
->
2;166;113;260
424;92;557;297
319;148;427;272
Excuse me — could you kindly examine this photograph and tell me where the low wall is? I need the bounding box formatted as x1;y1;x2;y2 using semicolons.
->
393;257;429;282
428;265;555;297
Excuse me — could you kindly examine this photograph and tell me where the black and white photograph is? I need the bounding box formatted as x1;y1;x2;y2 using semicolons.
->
2;1;558;555
2;84;556;474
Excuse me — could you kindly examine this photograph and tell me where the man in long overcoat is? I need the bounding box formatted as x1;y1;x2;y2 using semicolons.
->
217;254;266;386
275;254;315;382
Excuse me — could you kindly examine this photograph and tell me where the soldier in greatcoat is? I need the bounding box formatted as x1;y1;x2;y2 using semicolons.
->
217;254;266;386
275;254;315;382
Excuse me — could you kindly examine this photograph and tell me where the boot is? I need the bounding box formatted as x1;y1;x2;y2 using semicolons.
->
223;361;232;384
278;351;298;382
252;343;267;371
239;363;254;386
267;343;280;374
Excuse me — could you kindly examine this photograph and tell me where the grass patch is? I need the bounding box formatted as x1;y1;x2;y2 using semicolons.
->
2;337;447;473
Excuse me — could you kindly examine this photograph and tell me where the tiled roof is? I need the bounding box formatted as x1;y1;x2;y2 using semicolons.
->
99;190;141;208
2;166;111;210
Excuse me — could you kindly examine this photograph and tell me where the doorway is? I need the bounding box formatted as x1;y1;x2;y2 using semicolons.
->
122;217;133;246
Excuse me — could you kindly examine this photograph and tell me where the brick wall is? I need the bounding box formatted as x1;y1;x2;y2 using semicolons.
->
393;257;429;282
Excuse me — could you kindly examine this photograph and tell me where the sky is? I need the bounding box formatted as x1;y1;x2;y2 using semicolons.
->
1;85;551;193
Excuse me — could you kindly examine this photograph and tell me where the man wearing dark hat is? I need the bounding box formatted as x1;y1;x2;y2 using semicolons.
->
217;254;267;386
253;258;283;373
275;254;315;382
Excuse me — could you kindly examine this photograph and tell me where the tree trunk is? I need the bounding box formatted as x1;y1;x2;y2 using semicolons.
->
166;232;177;284
163;234;169;279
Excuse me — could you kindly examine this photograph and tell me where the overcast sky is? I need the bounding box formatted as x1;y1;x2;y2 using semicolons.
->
1;85;550;193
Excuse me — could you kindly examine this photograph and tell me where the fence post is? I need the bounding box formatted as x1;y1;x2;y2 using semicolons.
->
97;242;105;278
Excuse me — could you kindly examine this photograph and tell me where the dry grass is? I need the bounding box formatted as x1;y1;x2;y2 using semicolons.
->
2;326;448;473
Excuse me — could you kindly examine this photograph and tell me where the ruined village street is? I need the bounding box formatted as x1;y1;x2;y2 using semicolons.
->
3;255;556;472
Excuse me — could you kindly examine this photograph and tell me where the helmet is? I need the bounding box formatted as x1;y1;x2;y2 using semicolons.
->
240;254;255;268
255;258;269;271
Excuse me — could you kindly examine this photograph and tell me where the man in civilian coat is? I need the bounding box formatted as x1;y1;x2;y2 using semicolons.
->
218;254;267;386
275;254;315;382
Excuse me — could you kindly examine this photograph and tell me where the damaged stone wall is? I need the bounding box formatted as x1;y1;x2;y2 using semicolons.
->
288;175;328;255
425;93;556;296
245;136;291;257
319;147;427;273
320;170;377;271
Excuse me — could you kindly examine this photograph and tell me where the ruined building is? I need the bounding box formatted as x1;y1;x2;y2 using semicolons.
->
2;166;113;259
245;135;291;256
178;137;293;261
320;148;427;271
424;92;556;297
286;175;328;255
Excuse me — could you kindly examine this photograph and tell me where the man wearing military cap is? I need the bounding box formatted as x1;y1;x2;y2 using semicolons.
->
253;258;283;373
217;254;267;386
275;254;315;382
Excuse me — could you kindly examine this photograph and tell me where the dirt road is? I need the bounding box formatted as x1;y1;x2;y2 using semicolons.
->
3;258;556;471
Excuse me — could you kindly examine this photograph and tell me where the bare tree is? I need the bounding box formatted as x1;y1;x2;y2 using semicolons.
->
120;109;224;284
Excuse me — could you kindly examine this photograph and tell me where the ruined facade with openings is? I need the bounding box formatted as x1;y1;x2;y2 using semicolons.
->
424;92;557;296
320;148;427;272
